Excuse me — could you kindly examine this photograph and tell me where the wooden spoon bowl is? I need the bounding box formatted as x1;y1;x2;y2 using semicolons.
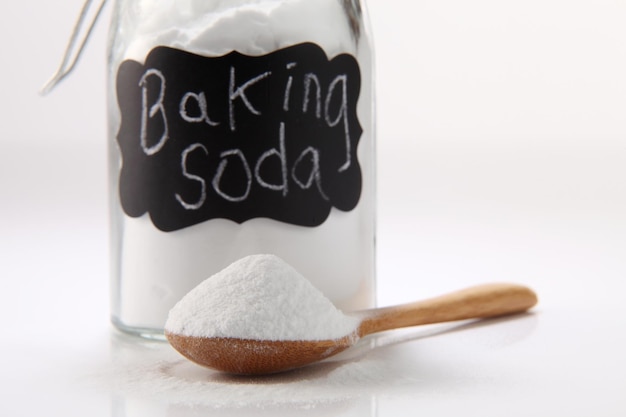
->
165;334;356;375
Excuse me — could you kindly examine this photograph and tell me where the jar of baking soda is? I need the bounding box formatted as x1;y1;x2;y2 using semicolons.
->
45;0;376;338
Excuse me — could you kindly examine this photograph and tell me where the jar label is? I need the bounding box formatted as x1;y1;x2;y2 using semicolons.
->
116;43;363;231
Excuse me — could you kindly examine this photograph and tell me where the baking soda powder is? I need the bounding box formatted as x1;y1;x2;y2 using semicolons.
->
165;254;360;340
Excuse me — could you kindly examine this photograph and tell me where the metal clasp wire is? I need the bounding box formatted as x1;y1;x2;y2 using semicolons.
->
40;0;109;95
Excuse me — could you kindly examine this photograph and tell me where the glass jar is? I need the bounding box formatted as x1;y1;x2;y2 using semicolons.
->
106;0;376;338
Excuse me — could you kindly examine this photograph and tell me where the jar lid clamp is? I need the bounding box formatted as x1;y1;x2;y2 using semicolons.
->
40;0;109;95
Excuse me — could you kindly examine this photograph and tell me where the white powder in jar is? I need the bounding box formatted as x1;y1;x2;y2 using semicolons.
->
165;254;361;341
108;0;376;332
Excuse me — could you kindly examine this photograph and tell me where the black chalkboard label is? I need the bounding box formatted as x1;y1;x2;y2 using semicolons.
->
116;43;363;232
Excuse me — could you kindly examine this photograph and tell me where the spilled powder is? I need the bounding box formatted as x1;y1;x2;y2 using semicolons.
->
165;254;361;340
97;329;426;411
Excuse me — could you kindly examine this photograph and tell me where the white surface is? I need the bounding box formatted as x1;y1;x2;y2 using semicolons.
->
1;0;625;415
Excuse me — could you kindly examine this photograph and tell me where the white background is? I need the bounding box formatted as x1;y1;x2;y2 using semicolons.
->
1;0;625;416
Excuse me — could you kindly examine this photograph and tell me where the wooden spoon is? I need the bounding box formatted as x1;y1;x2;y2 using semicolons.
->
165;283;537;375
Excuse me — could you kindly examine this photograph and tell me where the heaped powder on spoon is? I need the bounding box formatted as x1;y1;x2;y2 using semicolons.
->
165;254;360;341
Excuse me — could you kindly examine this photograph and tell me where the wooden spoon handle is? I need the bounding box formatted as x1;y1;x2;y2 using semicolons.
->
357;283;537;337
